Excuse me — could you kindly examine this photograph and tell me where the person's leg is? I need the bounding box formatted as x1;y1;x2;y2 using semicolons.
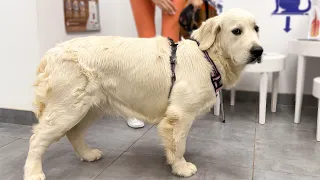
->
128;0;157;128
162;0;186;42
130;0;156;38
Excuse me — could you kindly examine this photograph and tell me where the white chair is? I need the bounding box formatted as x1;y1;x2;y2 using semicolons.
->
228;53;286;124
312;77;320;141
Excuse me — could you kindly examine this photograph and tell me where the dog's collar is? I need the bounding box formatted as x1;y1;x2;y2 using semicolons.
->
189;38;223;96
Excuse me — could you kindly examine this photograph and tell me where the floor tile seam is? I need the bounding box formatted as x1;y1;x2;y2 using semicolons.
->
91;162;254;179
252;168;320;178
191;160;254;169
123;124;155;153
0;134;140;152
91;148;126;180
92;124;155;180
255;126;317;131
254;161;320;170
90;124;155;136
196;160;254;169
0;137;21;149
0;122;32;127
187;135;256;143
252;126;257;180
0;134;29;139
252;101;259;180
108;149;255;169
74;123;154;149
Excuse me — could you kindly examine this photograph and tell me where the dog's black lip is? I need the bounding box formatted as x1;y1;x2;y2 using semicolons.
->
257;56;262;63
247;56;262;64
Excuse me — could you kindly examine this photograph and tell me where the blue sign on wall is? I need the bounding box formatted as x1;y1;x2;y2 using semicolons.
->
272;0;312;32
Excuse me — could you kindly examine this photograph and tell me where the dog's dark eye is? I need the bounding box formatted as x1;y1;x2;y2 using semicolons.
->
254;25;259;32
232;28;242;35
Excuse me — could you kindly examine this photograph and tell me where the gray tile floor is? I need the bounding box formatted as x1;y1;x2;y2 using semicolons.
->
0;103;320;180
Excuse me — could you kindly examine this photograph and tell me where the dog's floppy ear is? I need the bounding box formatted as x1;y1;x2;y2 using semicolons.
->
191;16;221;50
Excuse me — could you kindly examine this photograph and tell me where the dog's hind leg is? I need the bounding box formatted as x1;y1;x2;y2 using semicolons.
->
66;108;104;162
24;103;91;180
157;106;197;177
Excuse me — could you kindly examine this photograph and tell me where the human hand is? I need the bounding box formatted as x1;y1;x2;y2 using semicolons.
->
188;0;203;10
152;0;177;15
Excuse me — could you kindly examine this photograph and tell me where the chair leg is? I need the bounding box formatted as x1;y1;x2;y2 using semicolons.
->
214;93;220;116
294;55;306;124
230;87;236;106
220;90;225;123
259;72;268;125
271;72;279;113
317;100;320;141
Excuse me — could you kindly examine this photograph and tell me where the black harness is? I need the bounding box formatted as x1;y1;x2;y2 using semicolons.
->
168;38;178;98
167;37;223;98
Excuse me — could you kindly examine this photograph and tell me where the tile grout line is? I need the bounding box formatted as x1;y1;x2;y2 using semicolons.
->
252;101;259;180
0;137;21;148
251;126;257;180
254;168;320;178
91;124;155;180
0;134;29;139
123;124;155;152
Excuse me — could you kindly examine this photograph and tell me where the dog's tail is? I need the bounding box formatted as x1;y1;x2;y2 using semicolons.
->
33;57;51;120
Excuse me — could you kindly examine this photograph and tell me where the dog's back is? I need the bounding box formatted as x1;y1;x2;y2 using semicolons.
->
34;36;173;122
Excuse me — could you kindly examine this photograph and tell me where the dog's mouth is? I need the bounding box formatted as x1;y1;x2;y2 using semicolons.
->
247;55;262;64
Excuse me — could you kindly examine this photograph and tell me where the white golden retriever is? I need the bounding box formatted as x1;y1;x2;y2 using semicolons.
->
24;8;263;180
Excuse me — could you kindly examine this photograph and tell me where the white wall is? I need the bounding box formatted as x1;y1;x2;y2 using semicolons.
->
0;1;40;110
1;0;319;111
36;0;162;55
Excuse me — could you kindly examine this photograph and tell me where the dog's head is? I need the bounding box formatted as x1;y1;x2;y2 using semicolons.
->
191;8;263;65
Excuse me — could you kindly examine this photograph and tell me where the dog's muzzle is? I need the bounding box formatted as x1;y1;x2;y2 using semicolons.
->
248;45;263;64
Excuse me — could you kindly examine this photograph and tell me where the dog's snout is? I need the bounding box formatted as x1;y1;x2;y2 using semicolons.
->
250;46;264;57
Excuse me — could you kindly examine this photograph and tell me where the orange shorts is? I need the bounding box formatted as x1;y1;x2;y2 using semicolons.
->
130;0;186;42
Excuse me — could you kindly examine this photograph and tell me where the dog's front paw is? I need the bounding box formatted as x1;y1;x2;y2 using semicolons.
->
80;148;103;162
24;173;46;180
172;161;197;177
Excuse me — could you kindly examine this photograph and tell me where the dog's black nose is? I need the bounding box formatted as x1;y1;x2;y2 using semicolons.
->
250;46;264;57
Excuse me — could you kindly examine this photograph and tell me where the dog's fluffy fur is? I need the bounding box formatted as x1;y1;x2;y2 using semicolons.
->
24;8;262;179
